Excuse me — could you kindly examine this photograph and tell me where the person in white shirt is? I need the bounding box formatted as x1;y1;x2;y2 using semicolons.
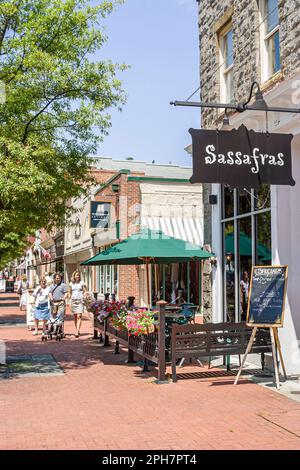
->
68;270;87;338
32;278;50;336
17;274;29;311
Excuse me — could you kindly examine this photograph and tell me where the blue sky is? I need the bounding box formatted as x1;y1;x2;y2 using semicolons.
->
96;0;200;166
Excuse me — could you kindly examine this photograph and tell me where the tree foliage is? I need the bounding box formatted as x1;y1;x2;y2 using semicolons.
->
0;0;126;267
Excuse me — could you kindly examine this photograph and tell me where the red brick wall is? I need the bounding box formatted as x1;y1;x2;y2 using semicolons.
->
94;172;143;304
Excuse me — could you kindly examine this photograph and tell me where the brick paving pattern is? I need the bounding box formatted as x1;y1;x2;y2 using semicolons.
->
0;295;300;450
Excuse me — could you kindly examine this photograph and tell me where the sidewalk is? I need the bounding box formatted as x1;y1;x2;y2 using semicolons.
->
1;300;300;450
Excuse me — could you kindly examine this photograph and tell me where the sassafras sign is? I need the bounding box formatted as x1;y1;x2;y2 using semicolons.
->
189;124;295;189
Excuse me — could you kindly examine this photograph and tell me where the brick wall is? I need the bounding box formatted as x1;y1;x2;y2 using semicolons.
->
94;172;144;303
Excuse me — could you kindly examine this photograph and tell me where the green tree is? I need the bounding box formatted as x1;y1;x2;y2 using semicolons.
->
0;0;126;268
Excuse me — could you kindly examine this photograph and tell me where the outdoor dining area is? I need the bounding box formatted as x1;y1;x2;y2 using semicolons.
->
81;229;273;383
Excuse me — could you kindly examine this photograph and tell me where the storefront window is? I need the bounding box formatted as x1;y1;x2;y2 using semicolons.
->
255;184;271;210
257;211;271;265
239;217;252;274
153;261;201;305
223;186;234;218
224;222;235;322
222;184;271;322
97;245;118;296
239;190;252;214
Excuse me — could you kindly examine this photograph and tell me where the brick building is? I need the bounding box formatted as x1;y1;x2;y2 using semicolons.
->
64;158;205;307
196;0;300;372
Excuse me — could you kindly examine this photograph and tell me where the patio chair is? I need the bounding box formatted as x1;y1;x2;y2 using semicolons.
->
179;303;197;323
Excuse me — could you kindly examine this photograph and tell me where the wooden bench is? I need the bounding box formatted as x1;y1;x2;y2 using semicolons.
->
171;322;272;382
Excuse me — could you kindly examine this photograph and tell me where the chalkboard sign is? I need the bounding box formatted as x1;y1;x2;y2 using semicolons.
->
246;266;288;327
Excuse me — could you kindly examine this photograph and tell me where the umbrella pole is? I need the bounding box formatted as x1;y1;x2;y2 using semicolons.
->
146;261;151;309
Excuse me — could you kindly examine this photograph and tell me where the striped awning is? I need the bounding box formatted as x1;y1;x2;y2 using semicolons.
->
141;216;203;247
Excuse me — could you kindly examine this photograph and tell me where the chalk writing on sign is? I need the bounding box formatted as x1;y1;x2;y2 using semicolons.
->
247;266;287;327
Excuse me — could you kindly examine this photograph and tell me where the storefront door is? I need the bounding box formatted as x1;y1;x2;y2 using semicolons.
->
221;185;271;322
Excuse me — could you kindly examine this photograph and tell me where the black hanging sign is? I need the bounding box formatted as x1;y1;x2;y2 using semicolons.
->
246;266;288;327
90;202;110;229
189;125;295;189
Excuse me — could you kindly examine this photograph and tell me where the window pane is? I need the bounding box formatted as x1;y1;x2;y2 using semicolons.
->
257;211;271;265
224;222;235;322
100;265;104;293
239;217;252;321
273;29;280;73
225;68;234;102
225;29;233;68
239;189;251;214
223;186;234;219
254;184;270;210
267;0;279;33
189;261;200;305
114;266;118;296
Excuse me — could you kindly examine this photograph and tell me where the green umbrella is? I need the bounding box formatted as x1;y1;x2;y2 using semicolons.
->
82;229;212;305
225;231;270;258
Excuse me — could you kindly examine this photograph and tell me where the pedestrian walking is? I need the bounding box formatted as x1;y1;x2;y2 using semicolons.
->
17;274;29;311
32;278;50;336
68;270;87;338
49;273;68;323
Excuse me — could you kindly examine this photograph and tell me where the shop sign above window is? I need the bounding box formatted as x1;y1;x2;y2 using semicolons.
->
189;125;295;190
90;202;110;229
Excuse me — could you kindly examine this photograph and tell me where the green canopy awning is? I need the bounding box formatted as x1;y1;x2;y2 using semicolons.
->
81;229;213;266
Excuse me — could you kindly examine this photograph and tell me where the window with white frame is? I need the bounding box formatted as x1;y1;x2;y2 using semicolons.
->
259;0;280;82
96;245;118;296
219;23;234;103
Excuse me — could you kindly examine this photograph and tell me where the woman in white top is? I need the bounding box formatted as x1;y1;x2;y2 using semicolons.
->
68;270;87;338
32;278;50;336
17;274;29;311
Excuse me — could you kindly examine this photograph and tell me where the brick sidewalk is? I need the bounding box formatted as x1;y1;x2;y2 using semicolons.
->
1;302;300;450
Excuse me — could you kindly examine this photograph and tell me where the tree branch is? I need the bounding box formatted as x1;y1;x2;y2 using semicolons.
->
21;88;93;143
0;16;10;54
22;97;56;144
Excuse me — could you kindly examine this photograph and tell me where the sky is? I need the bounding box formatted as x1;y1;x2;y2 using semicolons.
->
95;0;200;167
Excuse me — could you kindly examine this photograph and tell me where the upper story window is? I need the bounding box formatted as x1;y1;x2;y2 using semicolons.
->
260;0;280;82
219;23;234;103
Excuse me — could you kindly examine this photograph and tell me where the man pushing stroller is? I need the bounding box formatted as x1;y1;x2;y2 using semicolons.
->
45;273;68;341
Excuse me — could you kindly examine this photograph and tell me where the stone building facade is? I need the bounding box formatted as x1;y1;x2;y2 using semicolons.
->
196;0;300;373
198;0;300;127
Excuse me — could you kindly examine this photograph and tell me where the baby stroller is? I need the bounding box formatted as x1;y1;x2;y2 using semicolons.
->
43;312;65;342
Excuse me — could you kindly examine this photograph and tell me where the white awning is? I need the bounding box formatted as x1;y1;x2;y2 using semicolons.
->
141;216;203;247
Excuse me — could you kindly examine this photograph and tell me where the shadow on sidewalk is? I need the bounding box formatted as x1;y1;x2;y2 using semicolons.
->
0;313;26;325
